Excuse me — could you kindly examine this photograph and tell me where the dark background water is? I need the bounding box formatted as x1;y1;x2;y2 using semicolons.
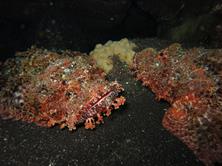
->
0;0;221;61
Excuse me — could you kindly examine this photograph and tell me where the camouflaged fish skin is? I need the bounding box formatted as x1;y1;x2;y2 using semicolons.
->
0;47;125;130
133;44;222;166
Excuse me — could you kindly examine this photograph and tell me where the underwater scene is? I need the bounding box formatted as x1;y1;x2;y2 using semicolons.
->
0;1;222;166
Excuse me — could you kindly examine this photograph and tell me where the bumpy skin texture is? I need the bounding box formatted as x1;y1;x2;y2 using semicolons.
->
0;47;125;130
133;44;222;165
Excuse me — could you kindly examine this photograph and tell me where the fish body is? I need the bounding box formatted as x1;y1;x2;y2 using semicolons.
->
133;44;222;165
0;47;125;130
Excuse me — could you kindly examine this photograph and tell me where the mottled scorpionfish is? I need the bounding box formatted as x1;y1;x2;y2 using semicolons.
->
133;43;222;165
0;47;125;130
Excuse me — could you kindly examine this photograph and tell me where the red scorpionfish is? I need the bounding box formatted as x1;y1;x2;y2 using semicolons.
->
133;43;222;165
0;47;125;130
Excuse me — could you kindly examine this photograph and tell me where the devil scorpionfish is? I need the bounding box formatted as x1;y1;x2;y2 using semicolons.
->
0;47;125;130
133;43;222;165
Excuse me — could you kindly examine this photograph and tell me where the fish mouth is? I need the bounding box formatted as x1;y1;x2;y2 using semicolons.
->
80;90;120;122
74;83;125;130
65;89;125;131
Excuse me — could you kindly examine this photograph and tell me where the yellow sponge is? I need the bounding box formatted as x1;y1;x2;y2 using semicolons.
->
90;38;137;73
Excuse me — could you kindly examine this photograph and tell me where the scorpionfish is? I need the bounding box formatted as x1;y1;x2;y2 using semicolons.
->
0;47;125;130
133;43;222;165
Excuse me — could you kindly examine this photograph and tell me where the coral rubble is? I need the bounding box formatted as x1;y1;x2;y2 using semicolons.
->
0;47;125;130
133;43;222;165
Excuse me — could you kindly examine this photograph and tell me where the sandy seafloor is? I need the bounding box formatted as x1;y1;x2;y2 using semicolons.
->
0;38;203;166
